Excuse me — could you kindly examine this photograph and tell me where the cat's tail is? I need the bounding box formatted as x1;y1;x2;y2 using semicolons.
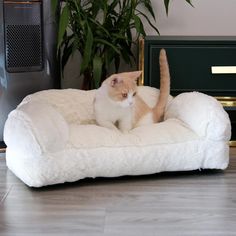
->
152;48;170;122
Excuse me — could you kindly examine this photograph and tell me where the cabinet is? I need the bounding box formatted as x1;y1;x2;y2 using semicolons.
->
141;36;236;142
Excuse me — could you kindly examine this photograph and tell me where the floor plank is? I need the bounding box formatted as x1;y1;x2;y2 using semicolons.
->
0;149;236;235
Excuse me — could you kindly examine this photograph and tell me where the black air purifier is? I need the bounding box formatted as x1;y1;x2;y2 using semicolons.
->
0;0;59;146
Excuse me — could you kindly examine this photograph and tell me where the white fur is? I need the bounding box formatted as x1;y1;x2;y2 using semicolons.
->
94;84;133;131
119;92;134;108
136;112;153;127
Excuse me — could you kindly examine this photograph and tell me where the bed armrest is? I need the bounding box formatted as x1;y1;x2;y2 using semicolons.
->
20;89;96;124
4;100;69;154
164;92;231;141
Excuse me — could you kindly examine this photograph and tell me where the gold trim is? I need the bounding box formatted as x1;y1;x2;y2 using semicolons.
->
138;37;144;85
0;148;6;153
215;96;236;107
211;66;236;74
229;141;236;147
216;97;236;146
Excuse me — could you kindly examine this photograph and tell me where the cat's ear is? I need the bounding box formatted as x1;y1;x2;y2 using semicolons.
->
129;71;142;79
119;71;142;80
110;77;123;87
128;71;142;84
123;70;142;84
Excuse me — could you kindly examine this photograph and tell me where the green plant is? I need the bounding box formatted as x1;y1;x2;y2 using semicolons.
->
53;0;193;89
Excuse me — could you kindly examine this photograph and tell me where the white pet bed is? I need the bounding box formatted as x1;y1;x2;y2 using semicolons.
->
4;87;231;187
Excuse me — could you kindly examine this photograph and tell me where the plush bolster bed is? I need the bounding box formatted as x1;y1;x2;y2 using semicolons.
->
4;86;231;187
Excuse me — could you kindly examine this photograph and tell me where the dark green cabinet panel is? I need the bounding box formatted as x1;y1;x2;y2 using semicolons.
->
144;36;236;97
144;36;236;142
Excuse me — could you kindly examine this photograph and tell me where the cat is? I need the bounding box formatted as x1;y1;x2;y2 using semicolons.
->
94;48;170;132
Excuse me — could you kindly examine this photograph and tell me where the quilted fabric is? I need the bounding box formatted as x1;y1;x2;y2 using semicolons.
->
4;87;231;187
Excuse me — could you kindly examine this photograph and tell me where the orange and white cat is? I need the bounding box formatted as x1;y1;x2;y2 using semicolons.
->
94;49;170;132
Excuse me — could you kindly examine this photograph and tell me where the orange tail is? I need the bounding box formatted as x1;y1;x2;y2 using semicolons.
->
153;49;170;122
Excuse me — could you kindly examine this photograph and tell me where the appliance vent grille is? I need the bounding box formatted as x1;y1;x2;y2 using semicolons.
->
5;24;43;72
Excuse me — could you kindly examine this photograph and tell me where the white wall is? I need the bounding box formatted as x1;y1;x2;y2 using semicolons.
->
63;0;236;88
148;0;236;36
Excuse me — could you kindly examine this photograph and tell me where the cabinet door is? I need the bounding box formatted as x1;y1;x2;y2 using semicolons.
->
144;45;236;96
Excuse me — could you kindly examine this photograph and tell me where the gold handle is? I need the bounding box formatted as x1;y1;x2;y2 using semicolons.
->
211;66;236;74
138;37;145;85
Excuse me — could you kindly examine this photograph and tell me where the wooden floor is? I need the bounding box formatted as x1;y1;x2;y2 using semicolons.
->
0;149;236;236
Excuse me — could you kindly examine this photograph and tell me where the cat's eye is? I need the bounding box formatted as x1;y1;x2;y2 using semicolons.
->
122;93;128;98
133;92;137;97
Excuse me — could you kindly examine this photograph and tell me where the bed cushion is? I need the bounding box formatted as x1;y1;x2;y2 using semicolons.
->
3;87;231;187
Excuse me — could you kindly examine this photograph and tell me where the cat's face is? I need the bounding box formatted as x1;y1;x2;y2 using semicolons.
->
106;71;142;108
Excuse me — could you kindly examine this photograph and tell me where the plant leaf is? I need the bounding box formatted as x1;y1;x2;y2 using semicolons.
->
93;55;103;88
126;27;133;47
108;0;120;12
143;0;156;20
185;0;194;7
80;24;94;74
136;9;159;35
51;0;58;15
57;0;164;87
88;18;110;36
164;0;194;16
57;5;69;49
61;44;73;72
119;41;134;65
91;0;101;17
164;0;170;15
94;39;121;54
133;15;145;36
114;55;120;73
